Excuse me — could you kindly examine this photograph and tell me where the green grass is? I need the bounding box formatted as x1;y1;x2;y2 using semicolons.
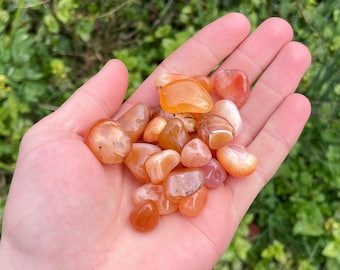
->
1;0;339;268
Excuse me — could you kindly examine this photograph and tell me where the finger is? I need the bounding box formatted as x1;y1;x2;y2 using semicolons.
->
234;41;312;146
122;12;251;111
214;17;294;83
227;93;311;221
49;59;129;135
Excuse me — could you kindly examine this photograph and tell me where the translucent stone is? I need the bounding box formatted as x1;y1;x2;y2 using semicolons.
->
116;103;151;142
124;143;162;183
200;158;227;188
158;118;191;152
132;184;178;215
163;168;204;202
143;116;167;143
179;186;208;217
154;72;187;93
180;138;212;168
84;119;131;164
129;200;159;232
191;75;214;93
132;183;161;203
145;149;181;184
214;69;250;108
216;144;258;177
196;114;234;150
153;108;196;133
210;99;242;136
159;78;213;113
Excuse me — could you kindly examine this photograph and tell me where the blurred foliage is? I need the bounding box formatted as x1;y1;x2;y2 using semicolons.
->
0;0;339;269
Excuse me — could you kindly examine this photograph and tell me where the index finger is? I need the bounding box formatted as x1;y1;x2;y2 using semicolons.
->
122;12;251;111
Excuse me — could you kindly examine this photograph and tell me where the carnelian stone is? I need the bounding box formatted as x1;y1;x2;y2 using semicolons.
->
214;70;250;108
124;143;162;183
180;138;212;168
191;75;214;93
163;168;204;202
201;158;227;188
158;118;191;152
179;186;208;217
143;116;167;143
210;99;242;136
196;114;234;150
145;149;181;184
116;103;151;142
154;108;196;133
159;78;213;113
132;184;178;215
84;119;131;164
154;72;187;93
129;200;160;232
216;144;258;177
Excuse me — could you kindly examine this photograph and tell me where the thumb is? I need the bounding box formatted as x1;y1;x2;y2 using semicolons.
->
48;59;129;135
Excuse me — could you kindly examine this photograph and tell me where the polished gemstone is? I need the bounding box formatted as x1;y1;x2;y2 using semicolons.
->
163;168;204;202
180;138;212;168
214;69;250;108
216;144;258;177
124;143;162;183
117;103;151;142
159;78;213;113
84;119;131;164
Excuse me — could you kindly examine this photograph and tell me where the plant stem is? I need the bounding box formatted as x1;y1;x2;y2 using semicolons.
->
10;0;26;38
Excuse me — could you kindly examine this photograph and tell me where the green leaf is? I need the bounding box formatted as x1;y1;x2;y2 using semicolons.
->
0;9;10;33
298;259;317;270
43;14;60;34
234;236;251;261
75;19;94;42
154;24;172;38
322;240;340;259
56;0;78;24
113;49;138;70
261;240;287;264
10;30;35;64
293;220;324;237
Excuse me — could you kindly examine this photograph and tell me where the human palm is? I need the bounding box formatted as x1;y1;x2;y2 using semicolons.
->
0;13;311;270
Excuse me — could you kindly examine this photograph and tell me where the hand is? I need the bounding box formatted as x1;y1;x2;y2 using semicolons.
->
0;13;311;270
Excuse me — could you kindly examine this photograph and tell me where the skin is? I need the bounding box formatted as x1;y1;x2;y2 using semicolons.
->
0;13;311;270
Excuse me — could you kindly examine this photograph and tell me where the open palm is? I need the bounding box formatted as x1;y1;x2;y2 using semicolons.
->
0;13;311;270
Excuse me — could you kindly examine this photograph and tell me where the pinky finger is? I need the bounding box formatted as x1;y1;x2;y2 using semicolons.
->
227;93;311;221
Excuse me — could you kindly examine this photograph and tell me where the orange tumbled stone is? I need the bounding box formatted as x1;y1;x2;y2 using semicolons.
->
154;72;187;93
179;186;208;217
159;78;213;113
191;75;214;93
124;143;162;183
84;119;131;164
132;184;178;215
145;149;181;184
196;114;234;150
129;200;160;232
143;116;167;143
216;144;258;177
210;99;242;137
158;118;191;152
116;103;151;142
214;69;250;108
180;138;212;168
163;168;204;202
154;108;196;132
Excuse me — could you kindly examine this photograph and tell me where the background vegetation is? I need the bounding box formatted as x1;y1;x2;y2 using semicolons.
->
0;0;339;269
